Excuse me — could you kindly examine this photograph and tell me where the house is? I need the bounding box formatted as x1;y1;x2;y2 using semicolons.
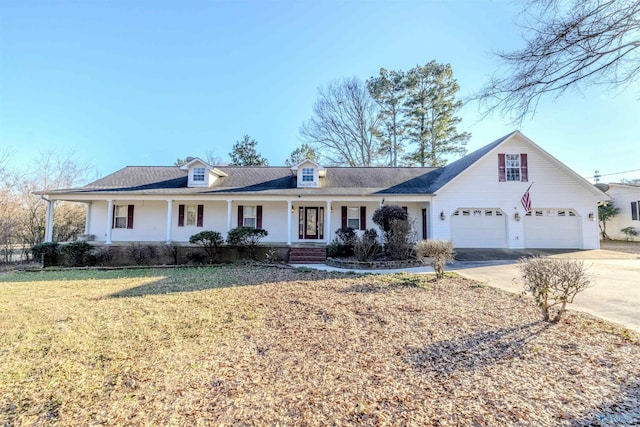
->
603;183;640;240
39;131;607;250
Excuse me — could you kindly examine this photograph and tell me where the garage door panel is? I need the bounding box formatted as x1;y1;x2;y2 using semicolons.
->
524;209;581;248
451;209;507;248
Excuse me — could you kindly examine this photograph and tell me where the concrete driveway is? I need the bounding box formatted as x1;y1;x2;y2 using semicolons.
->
451;250;640;332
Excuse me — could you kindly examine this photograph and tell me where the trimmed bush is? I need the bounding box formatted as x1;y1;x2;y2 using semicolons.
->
31;242;60;267
226;227;268;260
61;241;93;267
327;227;356;258
189;230;224;263
372;205;408;242
415;240;455;280
519;257;592;322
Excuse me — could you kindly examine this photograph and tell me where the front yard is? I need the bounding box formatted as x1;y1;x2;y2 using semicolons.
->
1;265;638;426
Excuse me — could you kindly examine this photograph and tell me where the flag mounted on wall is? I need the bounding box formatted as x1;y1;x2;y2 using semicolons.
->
521;183;533;213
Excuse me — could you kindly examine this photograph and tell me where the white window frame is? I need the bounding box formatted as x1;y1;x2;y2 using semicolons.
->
193;167;205;182
347;207;360;229
302;167;315;182
505;154;521;181
114;205;128;229
243;206;257;228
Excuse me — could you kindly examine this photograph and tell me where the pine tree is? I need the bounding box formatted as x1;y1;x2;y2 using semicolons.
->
229;135;268;166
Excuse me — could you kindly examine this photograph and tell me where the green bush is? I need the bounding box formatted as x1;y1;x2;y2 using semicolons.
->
327;227;356;258
415;240;455;280
519;257;592;322
31;242;60;267
61;241;93;267
189;230;224;263
372;205;408;242
621;226;639;241
226;227;268;260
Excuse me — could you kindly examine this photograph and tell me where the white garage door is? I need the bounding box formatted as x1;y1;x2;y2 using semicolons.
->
524;209;581;248
451;209;507;248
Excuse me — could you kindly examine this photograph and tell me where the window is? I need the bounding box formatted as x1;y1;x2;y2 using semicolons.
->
193;167;205;182
631;201;639;221
243;206;257;228
113;205;134;229
178;204;204;227
498;153;528;182
347;207;360;229
302;168;314;182
506;154;521;181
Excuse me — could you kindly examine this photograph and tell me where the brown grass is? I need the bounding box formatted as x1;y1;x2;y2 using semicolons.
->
1;265;638;426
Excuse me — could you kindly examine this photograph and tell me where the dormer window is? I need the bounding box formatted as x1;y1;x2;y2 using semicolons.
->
302;168;314;182
193;167;205;182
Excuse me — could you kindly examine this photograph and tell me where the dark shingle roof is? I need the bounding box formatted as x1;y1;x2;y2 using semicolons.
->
46;132;517;197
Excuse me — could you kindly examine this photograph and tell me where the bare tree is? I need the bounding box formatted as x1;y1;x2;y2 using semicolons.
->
477;0;640;122
300;77;382;166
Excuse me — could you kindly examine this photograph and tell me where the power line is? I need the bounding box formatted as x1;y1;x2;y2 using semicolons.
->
585;168;640;179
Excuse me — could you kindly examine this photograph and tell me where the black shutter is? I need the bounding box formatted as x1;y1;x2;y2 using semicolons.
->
178;204;185;227
197;205;204;227
256;205;263;229
127;205;134;229
421;208;427;240
238;205;244;227
632;202;638;221
341;206;347;229
360;206;366;230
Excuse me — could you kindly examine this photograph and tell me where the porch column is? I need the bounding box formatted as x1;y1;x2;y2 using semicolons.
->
325;200;332;243
106;199;114;244
287;200;292;246
165;199;173;243
84;202;92;235
44;198;55;242
226;199;233;232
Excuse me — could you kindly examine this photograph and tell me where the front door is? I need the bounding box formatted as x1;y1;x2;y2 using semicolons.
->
298;207;325;240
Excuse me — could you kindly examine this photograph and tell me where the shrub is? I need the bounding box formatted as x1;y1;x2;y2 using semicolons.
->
415;240;455;280
621;226;639;241
31;242;60;267
327;227;356;257
127;243;158;265
189;230;224;263
372;205;408;242
226;227;268;260
89;246;113;266
163;243;181;265
61;241;93;267
354;229;381;261
386;219;415;260
519;257;592;322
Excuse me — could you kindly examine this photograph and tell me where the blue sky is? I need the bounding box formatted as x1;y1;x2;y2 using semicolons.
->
1;0;638;183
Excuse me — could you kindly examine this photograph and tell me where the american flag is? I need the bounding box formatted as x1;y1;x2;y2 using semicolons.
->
521;184;533;213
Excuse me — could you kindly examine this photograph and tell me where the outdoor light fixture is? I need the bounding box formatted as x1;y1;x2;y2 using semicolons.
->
291;206;295;214
514;212;521;221
589;212;596;221
440;211;445;221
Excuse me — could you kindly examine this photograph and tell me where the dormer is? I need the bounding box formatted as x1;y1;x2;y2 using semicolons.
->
290;159;325;188
180;157;228;188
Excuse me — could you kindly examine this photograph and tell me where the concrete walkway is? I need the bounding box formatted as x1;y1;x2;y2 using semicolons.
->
294;250;640;332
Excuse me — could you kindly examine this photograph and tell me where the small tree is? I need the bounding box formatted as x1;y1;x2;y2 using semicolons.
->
621;226;639;241
372;205;408;244
189;230;224;263
598;202;620;240
386;219;415;260
226;226;268;260
414;240;455;280
519;257;592;322
229;135;268;166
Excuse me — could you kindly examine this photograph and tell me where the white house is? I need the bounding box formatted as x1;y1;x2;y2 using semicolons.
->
603;183;640;240
39;131;607;250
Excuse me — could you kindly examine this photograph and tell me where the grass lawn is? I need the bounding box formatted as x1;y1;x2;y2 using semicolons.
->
1;265;638;426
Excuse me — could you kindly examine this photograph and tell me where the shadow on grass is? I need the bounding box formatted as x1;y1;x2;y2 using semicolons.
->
106;265;351;298
572;380;640;426
407;321;550;376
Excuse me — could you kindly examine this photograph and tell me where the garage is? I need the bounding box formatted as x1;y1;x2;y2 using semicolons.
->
524;209;581;248
451;209;507;248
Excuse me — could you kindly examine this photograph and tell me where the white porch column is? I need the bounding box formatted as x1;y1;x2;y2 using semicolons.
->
165;199;173;243
325;200;332;243
84;202;92;235
287;200;292;246
44;198;55;242
226;199;233;232
106;199;114;244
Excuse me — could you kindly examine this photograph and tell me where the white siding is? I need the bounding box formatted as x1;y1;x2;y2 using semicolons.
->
605;185;640;241
431;134;602;249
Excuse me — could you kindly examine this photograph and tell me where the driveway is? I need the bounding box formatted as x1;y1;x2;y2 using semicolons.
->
451;250;640;332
